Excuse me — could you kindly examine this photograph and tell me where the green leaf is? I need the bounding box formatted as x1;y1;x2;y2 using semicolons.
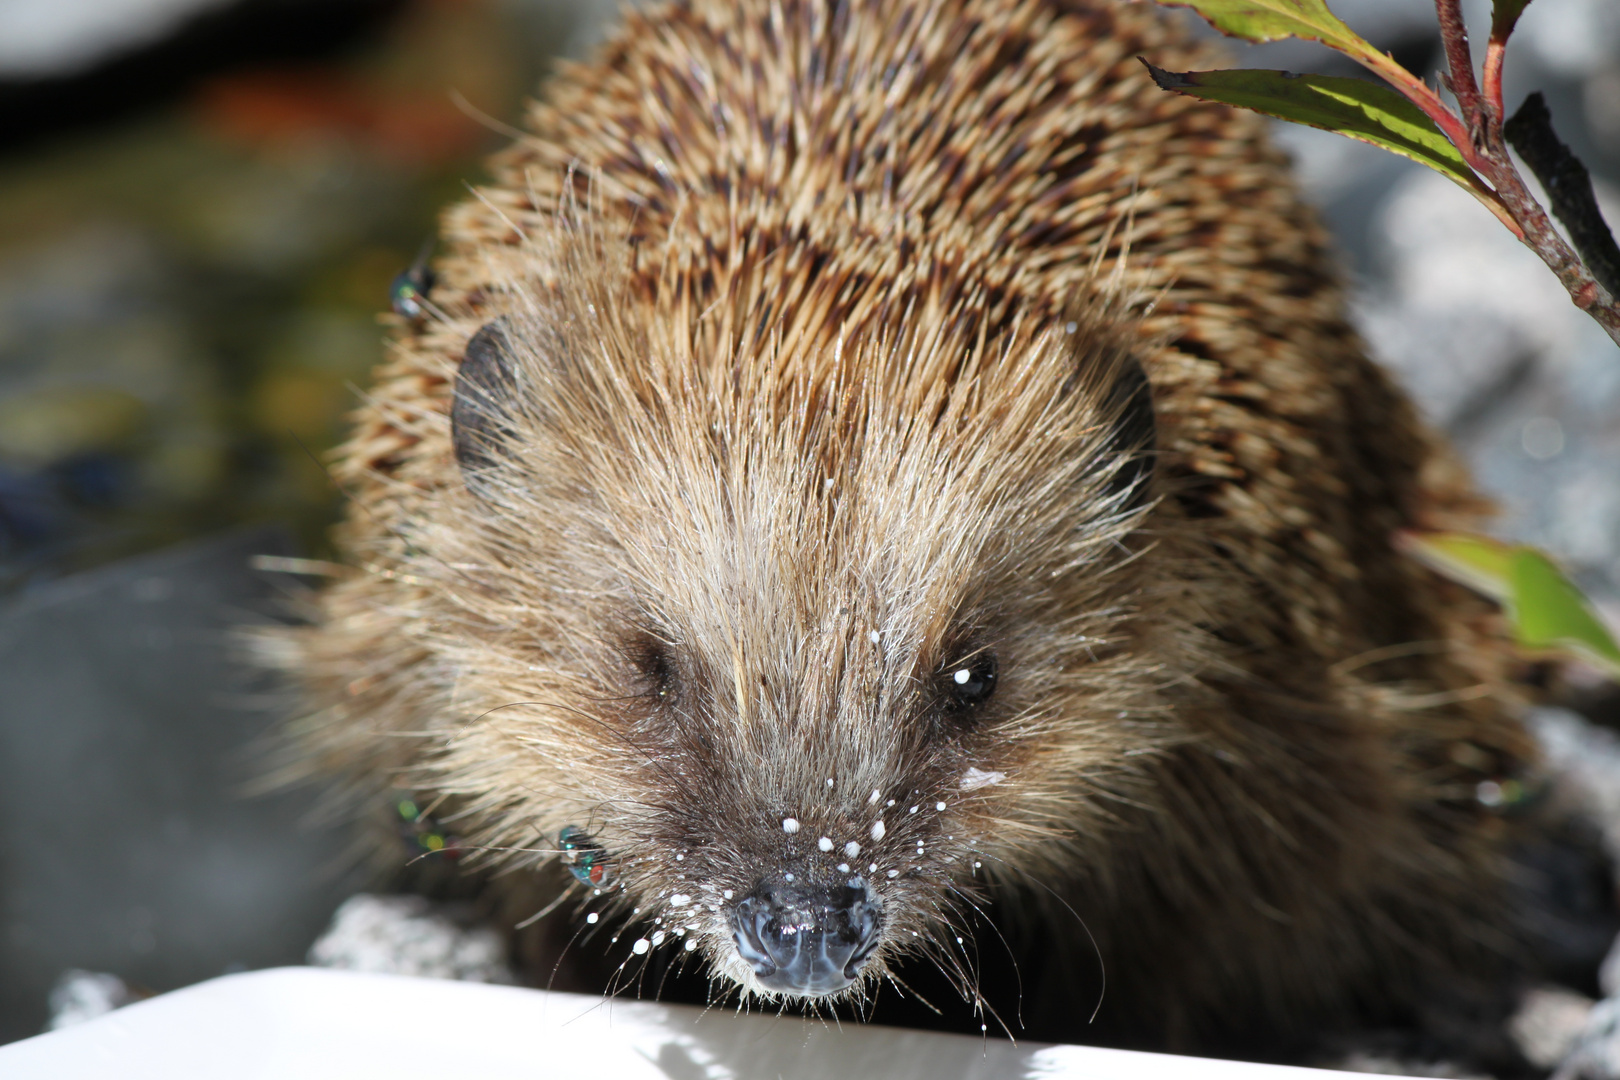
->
1142;65;1479;190
1398;531;1620;678
1396;530;1514;601
1508;549;1620;674
1156;0;1364;52
1491;0;1533;43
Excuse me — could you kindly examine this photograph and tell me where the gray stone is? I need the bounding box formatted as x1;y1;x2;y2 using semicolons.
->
308;894;516;985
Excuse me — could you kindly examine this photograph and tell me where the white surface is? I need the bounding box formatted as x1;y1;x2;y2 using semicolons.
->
0;966;1386;1080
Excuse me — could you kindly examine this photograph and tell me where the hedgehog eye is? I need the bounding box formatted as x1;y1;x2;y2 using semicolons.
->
942;654;997;709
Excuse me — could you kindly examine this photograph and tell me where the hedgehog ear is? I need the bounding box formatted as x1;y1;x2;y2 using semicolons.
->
1098;355;1156;513
450;319;519;489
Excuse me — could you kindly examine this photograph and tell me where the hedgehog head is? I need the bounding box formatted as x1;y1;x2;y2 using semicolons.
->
408;233;1172;1011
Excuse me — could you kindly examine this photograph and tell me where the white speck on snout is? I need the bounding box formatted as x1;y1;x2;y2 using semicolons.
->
818;836;834;851
782;818;800;833
870;820;886;841
869;631;880;645
722;890;734;900
669;894;691;907
844;841;861;858
826;778;834;788
632;938;650;955
959;768;1006;792
838;862;850;872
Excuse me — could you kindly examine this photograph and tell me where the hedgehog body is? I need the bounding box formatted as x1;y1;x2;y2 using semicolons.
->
287;0;1535;1050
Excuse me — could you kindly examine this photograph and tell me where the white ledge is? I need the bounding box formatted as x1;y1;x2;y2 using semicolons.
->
0;966;1390;1079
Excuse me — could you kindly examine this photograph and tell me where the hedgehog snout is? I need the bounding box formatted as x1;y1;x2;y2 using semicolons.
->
728;874;882;996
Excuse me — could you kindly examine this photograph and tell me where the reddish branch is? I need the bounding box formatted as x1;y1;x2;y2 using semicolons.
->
1427;0;1620;346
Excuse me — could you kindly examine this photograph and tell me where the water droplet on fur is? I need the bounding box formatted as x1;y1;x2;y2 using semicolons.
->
723;890;734;900
869;789;881;804
685;937;697;950
651;931;666;946
935;802;947;811
586;912;599;924
870;820;886;841
887;869;899;878
844;841;861;858
837;863;850;873
632;938;650;954
670;894;691;906
818;836;834;851
782;817;800;834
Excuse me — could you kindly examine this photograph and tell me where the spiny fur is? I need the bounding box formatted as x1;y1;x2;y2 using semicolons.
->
277;0;1537;1051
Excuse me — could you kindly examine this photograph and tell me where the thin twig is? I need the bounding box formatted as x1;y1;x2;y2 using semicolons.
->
1434;0;1487;140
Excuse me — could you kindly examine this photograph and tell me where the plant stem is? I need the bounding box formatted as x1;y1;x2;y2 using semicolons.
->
1481;39;1507;121
1434;0;1488;139
1426;0;1620;346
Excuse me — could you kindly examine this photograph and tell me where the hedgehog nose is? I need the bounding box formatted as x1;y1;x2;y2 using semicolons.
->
729;876;881;996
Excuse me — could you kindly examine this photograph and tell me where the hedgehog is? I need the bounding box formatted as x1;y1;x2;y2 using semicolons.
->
277;0;1543;1054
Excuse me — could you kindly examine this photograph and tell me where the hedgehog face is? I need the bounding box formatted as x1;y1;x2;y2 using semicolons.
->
429;286;1160;1008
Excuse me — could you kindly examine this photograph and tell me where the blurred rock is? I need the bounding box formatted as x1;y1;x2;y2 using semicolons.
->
1559;997;1620;1080
1354;168;1620;606
1529;707;1620;875
44;971;133;1031
1513;0;1620;79
1512;987;1598;1070
0;0;234;79
308;894;516;984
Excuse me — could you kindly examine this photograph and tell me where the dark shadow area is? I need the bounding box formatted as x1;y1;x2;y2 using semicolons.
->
0;527;356;1042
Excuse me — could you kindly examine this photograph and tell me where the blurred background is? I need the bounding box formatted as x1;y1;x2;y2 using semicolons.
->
0;0;1614;1049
